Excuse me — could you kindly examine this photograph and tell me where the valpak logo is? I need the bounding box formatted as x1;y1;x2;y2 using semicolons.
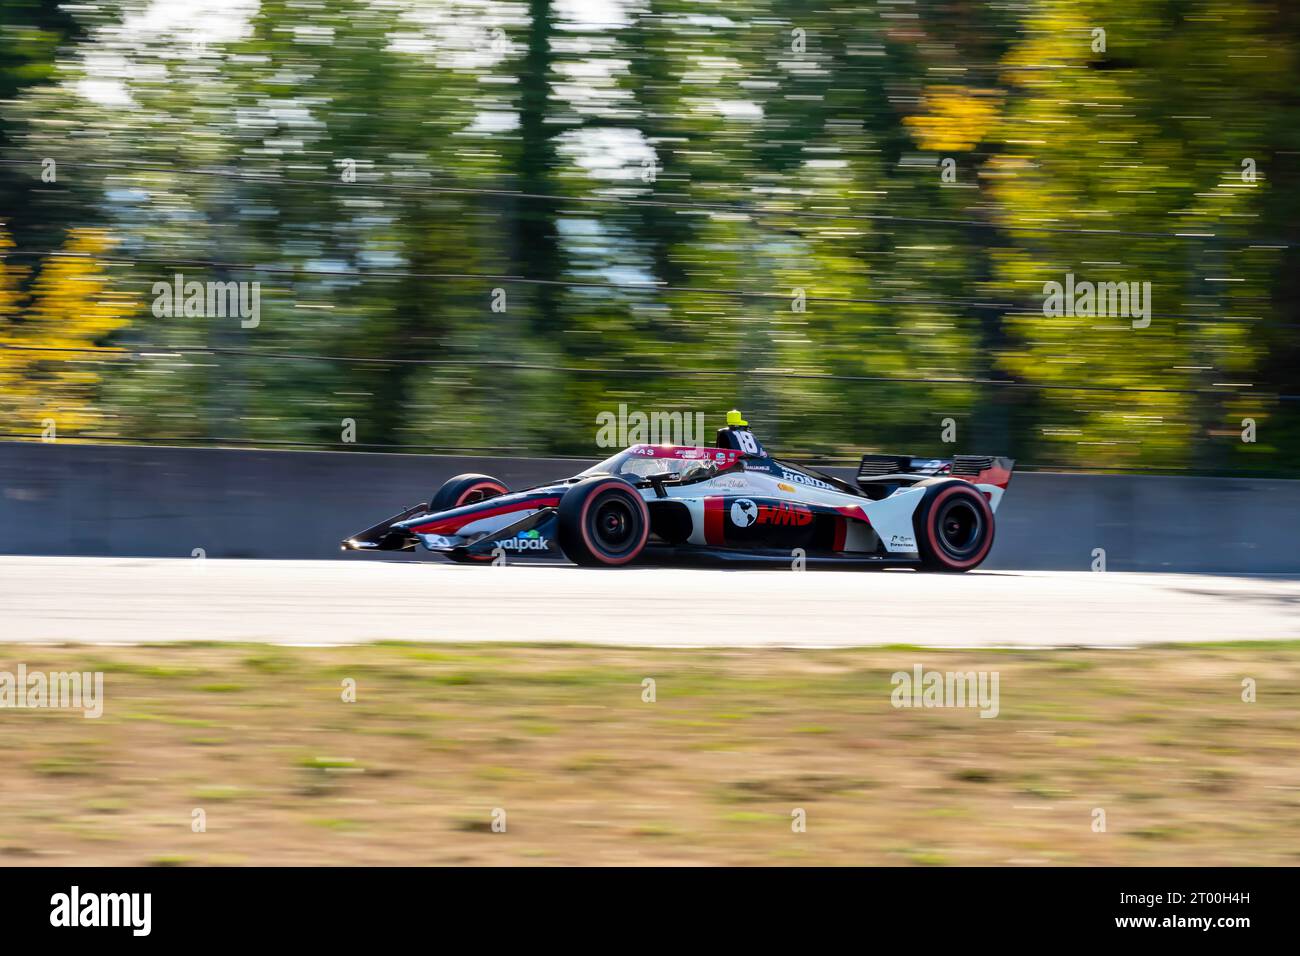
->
50;886;151;936
493;529;550;551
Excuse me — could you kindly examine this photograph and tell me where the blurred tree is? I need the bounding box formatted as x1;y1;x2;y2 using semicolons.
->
0;226;134;434
0;0;87;253
988;0;1292;471
0;0;1293;474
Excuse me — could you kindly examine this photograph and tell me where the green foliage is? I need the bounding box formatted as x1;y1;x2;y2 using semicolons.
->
0;0;1295;472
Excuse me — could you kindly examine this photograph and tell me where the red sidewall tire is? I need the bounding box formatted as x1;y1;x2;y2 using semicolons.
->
430;474;509;513
455;481;508;507
558;478;649;567
917;482;995;572
445;550;495;564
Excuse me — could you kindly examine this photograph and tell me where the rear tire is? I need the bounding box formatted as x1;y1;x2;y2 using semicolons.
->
429;473;509;513
557;476;649;567
913;479;995;572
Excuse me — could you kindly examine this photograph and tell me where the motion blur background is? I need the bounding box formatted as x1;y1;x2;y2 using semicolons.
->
2;0;1298;472
3;2;1300;870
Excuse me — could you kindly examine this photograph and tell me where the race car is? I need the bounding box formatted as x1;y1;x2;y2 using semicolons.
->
341;411;1014;571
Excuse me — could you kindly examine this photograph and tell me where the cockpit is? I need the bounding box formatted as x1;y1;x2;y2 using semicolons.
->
579;446;734;486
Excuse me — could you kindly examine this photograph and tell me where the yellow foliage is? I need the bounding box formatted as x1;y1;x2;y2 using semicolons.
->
904;86;1001;152
0;226;136;436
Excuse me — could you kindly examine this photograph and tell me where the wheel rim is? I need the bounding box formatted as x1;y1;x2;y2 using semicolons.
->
935;497;982;559
591;495;637;553
457;484;502;506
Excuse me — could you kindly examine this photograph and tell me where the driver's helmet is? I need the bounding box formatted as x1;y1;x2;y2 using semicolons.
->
678;458;717;482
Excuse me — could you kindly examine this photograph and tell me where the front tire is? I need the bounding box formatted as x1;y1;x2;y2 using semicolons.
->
429;473;509;513
445;549;494;565
913;479;995;572
428;475;509;564
557;476;649;567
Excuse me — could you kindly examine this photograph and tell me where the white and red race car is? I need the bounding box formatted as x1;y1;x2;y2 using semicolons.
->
343;412;1014;571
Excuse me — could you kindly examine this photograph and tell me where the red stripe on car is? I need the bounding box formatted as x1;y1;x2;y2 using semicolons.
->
833;505;869;524
832;516;847;552
973;465;1012;490
410;496;560;535
703;497;726;545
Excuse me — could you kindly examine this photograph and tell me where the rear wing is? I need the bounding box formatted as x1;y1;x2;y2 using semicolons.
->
856;454;1015;491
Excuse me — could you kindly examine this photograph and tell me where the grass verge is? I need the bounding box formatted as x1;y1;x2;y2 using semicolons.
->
0;642;1296;865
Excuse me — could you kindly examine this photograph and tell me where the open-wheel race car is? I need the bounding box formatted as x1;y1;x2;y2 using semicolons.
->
342;411;1014;571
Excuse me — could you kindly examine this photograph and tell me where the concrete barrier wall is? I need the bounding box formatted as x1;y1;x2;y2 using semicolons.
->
2;441;1298;573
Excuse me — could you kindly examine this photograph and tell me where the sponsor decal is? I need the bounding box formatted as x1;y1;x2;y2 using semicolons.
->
730;498;759;527
757;502;813;527
729;498;813;528
627;446;743;467
889;534;916;549
780;468;834;491
909;459;949;473
777;482;796;493
493;529;551;551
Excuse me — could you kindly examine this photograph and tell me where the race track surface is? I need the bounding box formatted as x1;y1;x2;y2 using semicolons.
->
2;557;1297;646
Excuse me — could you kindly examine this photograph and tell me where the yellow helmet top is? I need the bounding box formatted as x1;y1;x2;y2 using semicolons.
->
726;409;748;427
